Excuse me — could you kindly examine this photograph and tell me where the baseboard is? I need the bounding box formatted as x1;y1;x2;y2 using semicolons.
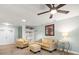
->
57;48;79;55
68;50;79;55
0;42;15;45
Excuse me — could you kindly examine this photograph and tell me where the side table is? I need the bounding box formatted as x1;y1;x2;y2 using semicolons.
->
58;40;70;54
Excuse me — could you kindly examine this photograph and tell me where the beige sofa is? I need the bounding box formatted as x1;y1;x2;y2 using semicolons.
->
16;38;29;48
40;38;57;52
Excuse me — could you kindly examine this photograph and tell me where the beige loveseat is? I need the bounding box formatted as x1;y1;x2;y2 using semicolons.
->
16;38;29;48
40;38;57;52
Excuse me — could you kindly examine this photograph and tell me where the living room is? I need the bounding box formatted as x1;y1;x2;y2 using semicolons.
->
0;4;79;55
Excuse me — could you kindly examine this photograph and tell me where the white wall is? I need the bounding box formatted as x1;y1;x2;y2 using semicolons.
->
35;23;56;40
35;16;79;52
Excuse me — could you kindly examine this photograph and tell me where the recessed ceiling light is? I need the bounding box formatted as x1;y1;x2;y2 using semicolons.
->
2;22;12;26
22;19;26;22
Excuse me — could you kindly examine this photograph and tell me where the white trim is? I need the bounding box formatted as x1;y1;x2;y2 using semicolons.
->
68;50;79;55
57;48;79;55
0;42;15;45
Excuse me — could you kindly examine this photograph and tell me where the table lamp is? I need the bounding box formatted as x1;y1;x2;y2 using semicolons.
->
62;32;69;42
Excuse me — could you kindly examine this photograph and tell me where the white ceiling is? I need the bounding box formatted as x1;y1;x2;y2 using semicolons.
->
0;4;79;26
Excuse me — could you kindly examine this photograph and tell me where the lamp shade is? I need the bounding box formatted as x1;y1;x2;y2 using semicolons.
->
62;32;68;37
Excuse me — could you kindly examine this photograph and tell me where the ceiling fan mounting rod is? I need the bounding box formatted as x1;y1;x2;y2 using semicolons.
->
52;4;54;8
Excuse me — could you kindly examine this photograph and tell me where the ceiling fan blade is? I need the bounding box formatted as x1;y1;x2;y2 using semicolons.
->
49;14;53;19
57;10;69;14
37;10;50;15
56;4;66;9
46;4;52;9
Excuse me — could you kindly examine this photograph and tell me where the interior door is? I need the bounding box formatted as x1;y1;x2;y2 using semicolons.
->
5;29;15;44
0;29;5;44
0;27;15;45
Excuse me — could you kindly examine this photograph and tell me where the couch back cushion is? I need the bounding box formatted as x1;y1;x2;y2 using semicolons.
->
16;38;29;43
42;38;53;44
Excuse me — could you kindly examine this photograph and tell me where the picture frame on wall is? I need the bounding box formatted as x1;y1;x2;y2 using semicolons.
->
45;24;54;36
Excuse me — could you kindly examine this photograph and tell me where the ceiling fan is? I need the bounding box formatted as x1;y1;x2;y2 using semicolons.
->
37;4;69;19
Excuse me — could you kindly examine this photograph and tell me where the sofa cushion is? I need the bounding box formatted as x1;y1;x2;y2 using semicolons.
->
42;38;53;44
41;43;49;48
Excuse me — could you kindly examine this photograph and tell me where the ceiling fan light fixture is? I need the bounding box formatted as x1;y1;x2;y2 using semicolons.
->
22;19;26;22
50;9;57;14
